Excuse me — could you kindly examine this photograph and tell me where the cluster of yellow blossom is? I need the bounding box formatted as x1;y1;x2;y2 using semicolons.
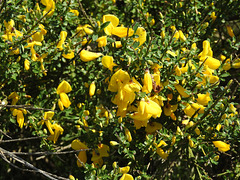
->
8;92;26;128
71;139;109;168
40;111;64;144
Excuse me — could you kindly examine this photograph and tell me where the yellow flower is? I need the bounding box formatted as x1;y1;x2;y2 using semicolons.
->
174;84;190;98
145;122;162;134
57;80;72;94
48;123;64;143
57;80;72;110
120;174;134;180
80;50;103;62
57;31;67;51
69;9;79;16
103;14;119;35
71;139;88;167
184;104;197;117
160;30;165;39
89;82;96;97
62;50;74;59
111;27;134;38
178;30;186;41
110;141;119;146
201;56;221;70
108;69;130;92
226;25;235;38
216;124;222;131
133;27;147;46
163;103;178;116
43;111;55;135
130;99;162;124
44;111;54;119
157;148;168;159
96;36;107;47
222;58;231;70
24;41;43;61
91;144;109;167
60;92;71;108
196;92;211;106
210;12;216;21
166;50;177;57
101;56;117;71
41;0;55;16
212;141;230;152
2;19;23;42
142;69;153;94
119;166;130;174
112;41;122;48
158;140;168;148
125;128;132;142
24;59;30;71
198;40;221;70
76;24;93;37
12;109;25;128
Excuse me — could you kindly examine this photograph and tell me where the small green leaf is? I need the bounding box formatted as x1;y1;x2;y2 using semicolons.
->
100;21;110;30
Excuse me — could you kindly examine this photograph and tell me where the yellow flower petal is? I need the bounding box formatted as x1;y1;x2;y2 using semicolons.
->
111;27;134;38
120;174;134;180
57;80;72;94
102;56;117;71
174;84;190;98
89;82;96;97
119;166;130;174
133;27;146;46
44;111;54;120
60;92;71;108
24;59;30;71
96;36;107;47
103;14;119;35
212;141;230;152
80;50;103;62
62;51;74;59
71;139;88;150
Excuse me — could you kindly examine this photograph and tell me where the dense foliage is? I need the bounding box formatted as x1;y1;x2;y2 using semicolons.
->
0;0;239;179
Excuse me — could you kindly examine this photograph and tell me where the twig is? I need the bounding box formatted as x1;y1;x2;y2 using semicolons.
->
11;149;92;156
75;153;85;168
0;136;46;143
0;147;68;180
77;0;95;28
26;8;52;35
0;104;55;111
0;130;12;139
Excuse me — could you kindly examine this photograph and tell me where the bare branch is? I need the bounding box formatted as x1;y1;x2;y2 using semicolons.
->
0;147;68;180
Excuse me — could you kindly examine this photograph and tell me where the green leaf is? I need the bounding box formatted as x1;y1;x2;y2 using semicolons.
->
92;34;98;41
100;21;110;30
133;22;139;33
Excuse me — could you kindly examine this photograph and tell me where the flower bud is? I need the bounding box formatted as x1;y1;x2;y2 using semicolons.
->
89;82;96;97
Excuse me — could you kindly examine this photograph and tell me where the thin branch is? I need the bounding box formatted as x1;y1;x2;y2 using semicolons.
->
77;0;95;28
0;147;68;180
0;152;36;173
0;136;46;143
26;8;52;35
11;149;92;156
0;104;55;111
75;153;85;168
0;130;12;139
